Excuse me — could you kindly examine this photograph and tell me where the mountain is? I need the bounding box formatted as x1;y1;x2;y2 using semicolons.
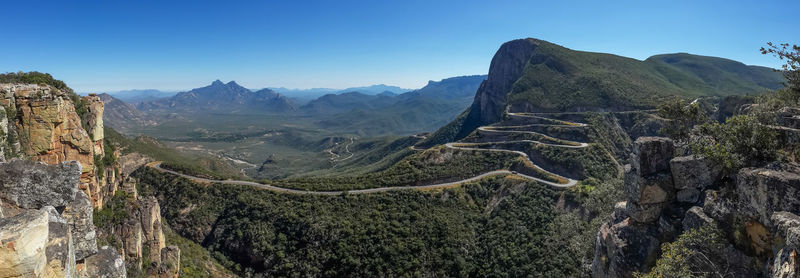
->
138;80;296;114
269;84;411;102
400;75;487;100
420;38;785;146
336;84;411;95
300;91;398;114
305;75;486;135
268;87;339;102
104;89;176;103
98;93;157;133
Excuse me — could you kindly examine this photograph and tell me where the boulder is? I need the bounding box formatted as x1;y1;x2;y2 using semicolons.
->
676;188;701;204
631;137;674;175
625;201;665;224
591;219;660;278
703;189;736;225
62;191;97;260
0;209;49;277
736;163;800;227
43;206;76;278
772;247;800;278
624;169;672;205
682;206;714;231
0;160;81;209
670;155;719;190
82;246;126;278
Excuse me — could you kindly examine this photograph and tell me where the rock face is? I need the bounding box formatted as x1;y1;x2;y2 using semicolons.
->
0;84;117;208
772;212;800;278
736;163;800;227
670;155;720;191
82;246;126;278
592;219;660;278
83;94;104;156
0;159;130;277
623;137;675;224
0;209;49;277
593;137;676;277
140;197;166;264
593;133;800;277
473;39;538;124
0;160;81;209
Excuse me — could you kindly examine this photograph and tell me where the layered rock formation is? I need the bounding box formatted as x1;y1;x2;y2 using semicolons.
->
0;82;179;277
0;84;119;208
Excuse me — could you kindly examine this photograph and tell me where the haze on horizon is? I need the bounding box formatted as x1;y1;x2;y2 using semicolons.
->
0;0;797;93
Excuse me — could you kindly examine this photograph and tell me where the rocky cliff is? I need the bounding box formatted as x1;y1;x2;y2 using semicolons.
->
0;160;124;277
0;84;117;208
592;136;800;277
0;81;181;277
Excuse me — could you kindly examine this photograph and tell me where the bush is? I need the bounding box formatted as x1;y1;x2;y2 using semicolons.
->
690;114;779;174
93;191;133;228
641;225;737;278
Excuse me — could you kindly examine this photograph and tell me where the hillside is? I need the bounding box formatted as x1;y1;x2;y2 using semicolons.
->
98;93;157;133
420;38;784;147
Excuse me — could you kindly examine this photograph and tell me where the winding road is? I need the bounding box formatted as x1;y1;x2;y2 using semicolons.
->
150;111;596;194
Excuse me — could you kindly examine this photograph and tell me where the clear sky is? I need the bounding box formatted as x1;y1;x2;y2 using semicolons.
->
0;0;797;92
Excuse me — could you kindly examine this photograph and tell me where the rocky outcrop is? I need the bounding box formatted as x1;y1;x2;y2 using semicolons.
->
593;133;800;277
140;197;166;265
473;39;538;124
83;94;104;156
0;160;125;277
592;218;661;278
0;209;50;277
593;137;676;277
0;160;81;209
736;163;800;228
772;212;800;278
0;84;119;208
82;246;126;278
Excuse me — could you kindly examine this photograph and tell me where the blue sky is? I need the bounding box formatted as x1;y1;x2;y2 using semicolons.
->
0;0;797;92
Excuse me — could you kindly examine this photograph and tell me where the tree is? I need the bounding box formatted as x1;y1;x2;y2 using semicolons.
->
658;97;709;144
761;42;800;99
690;114;779;174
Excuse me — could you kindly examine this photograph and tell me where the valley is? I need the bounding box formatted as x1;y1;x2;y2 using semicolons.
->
0;10;796;275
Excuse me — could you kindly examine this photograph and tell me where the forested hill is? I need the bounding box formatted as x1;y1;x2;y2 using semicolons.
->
419;38;784;147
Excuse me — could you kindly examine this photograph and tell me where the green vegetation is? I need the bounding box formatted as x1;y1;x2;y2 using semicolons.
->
691;114;779;174
641;225;735;278
272;146;520;191
104;127;242;179
658;97;710;143
93;191;133;229
506;39;783;112
0;71;89;120
162;224;236;278
133;166;601;276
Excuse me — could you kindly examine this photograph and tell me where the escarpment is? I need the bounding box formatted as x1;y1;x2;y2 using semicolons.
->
0;81;180;277
0;84;117;208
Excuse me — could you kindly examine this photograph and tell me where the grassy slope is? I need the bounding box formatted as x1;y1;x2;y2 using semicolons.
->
507;40;783;112
105;127;243;179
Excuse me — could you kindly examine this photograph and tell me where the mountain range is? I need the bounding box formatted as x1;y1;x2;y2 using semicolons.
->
137;80;296;114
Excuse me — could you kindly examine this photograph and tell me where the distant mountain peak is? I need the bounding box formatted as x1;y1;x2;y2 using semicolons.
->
211;80;224;86
227;81;240;86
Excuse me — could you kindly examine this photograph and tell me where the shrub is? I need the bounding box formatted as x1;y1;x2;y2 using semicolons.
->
690;114;779;174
